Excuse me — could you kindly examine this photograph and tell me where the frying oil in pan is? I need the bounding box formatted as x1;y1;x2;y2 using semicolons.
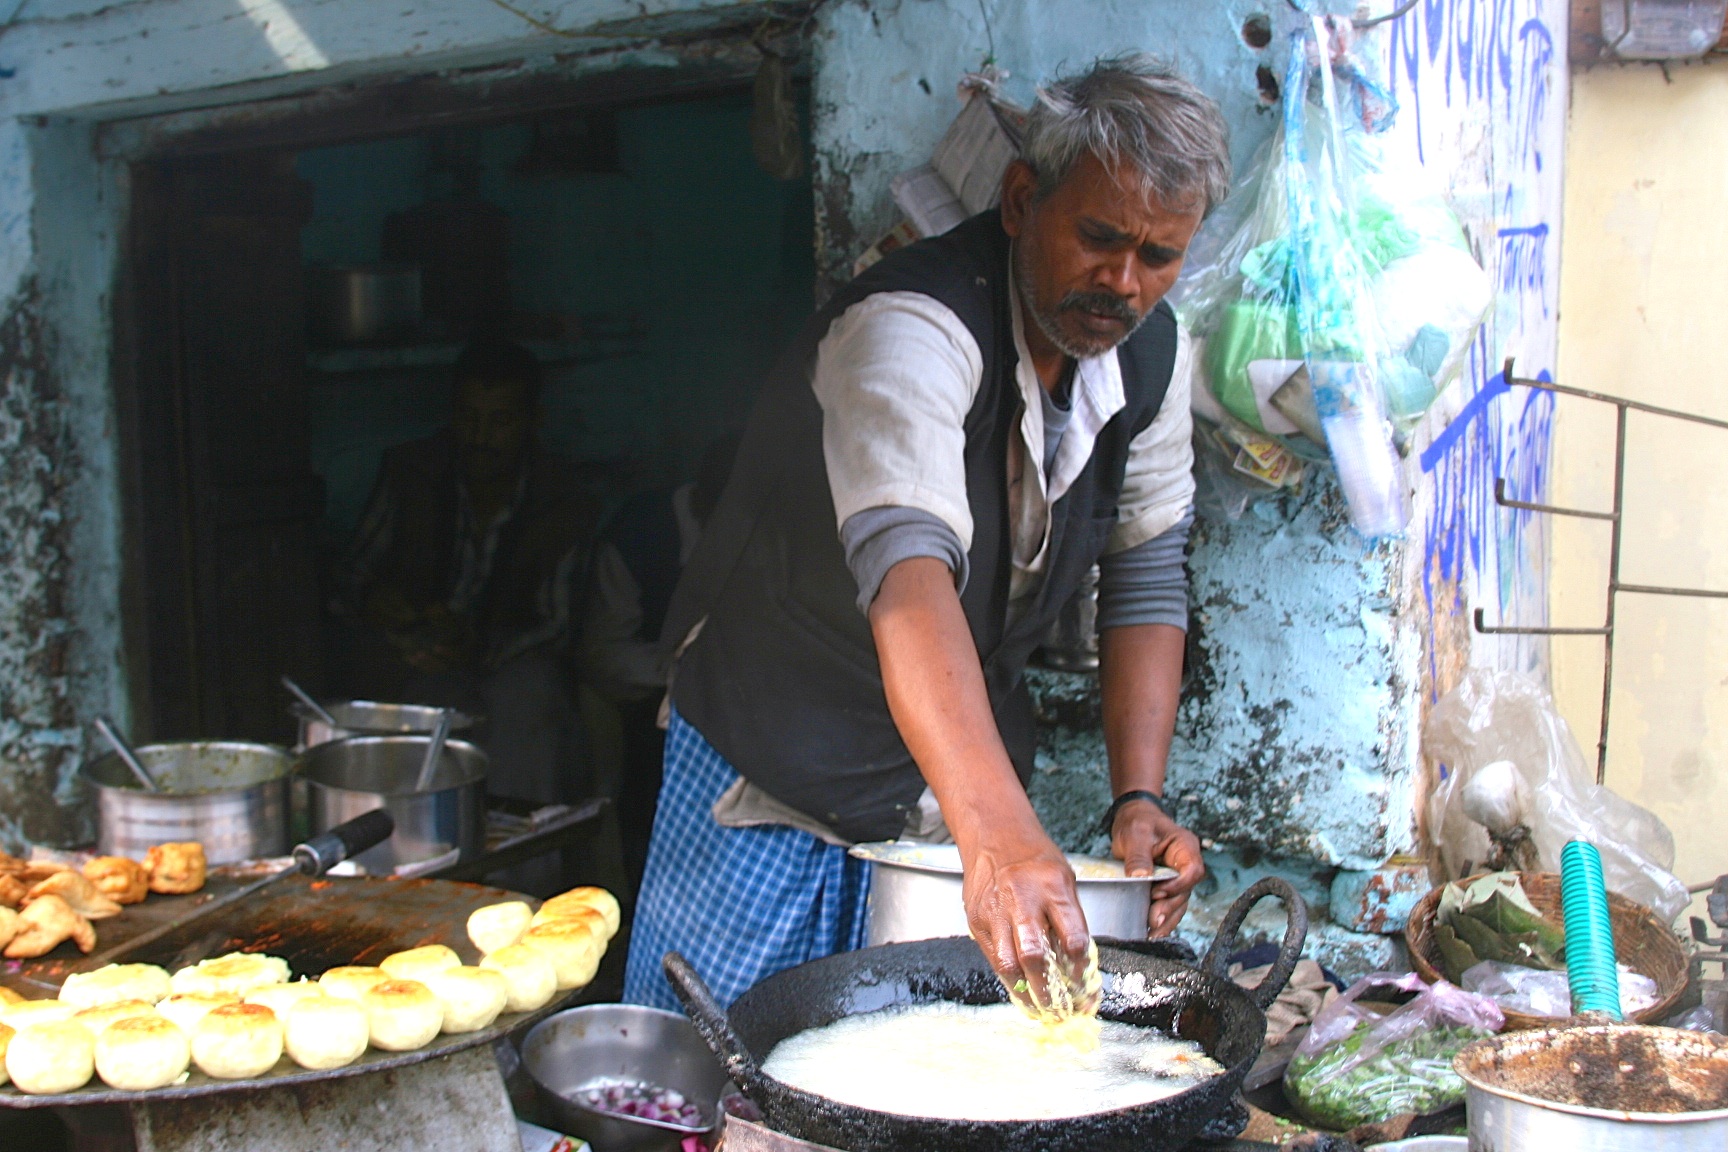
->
760;1002;1222;1121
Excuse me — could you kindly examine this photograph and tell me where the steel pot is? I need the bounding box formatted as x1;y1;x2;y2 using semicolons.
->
81;742;293;865
299;735;487;875
291;699;479;751
307;263;422;345
522;1003;731;1152
850;840;1171;945
1455;1023;1728;1151
666;877;1307;1152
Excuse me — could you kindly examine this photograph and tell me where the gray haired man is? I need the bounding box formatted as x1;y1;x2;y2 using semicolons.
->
623;55;1230;1011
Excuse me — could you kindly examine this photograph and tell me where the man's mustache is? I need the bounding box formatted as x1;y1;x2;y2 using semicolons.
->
1057;291;1139;327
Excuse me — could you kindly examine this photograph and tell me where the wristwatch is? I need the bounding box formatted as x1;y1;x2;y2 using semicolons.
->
1098;789;1170;837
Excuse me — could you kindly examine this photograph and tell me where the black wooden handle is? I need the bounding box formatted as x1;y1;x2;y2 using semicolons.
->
663;951;760;1086
1201;877;1308;1011
293;809;395;875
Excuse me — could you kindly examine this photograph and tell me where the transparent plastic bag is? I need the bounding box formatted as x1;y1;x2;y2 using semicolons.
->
1460;959;1659;1018
1424;669;1689;922
1283;972;1503;1128
1174;17;1489;539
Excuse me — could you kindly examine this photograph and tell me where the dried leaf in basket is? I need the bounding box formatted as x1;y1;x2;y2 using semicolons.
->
1434;872;1566;983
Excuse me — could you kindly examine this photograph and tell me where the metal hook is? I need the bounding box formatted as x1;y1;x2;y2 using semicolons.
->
1285;0;1419;28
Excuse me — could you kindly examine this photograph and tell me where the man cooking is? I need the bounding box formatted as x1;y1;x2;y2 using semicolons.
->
624;56;1228;1011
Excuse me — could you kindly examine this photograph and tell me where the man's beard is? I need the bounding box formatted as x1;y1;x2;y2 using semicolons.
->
1013;240;1149;360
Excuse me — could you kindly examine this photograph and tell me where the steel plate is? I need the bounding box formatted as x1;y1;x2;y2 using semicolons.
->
0;874;594;1108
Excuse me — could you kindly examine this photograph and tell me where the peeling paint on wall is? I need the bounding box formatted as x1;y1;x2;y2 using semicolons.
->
0;283;92;851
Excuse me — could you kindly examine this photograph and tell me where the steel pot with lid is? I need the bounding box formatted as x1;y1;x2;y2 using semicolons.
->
291;698;479;751
665;877;1307;1152
81;742;293;865
300;734;487;875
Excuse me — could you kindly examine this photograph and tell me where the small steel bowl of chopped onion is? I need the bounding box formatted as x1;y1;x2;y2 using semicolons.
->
522;1003;731;1151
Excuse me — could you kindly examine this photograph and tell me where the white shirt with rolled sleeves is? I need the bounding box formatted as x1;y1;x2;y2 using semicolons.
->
812;285;1196;600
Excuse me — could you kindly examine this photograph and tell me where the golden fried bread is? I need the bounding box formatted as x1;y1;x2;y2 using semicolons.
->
282;995;368;1070
0;905;17;951
535;888;620;939
94;1014;190;1091
191;1002;282;1079
243;982;326;1017
466;902;531;956
316;966;389;1002
478;944;558;1013
0;1000;79;1029
6;1020;96;1094
0;1021;11;1086
59;964;172;1009
423;967;508;1034
156;993;237;1035
26;871;122;921
519;918;603;990
170;952;289;998
4;895;95;958
82;857;149;906
361;979;441;1052
0;874;26;910
378;945;461;984
72;1001;160;1037
144;843;206;895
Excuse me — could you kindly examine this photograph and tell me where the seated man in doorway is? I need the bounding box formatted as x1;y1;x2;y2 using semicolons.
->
342;337;601;808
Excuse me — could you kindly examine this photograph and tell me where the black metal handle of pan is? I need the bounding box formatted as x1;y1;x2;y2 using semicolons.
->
663;951;761;1087
293;808;395;875
1199;877;1308;1011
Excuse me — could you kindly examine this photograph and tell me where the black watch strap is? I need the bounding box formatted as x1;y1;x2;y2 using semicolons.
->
1099;789;1170;837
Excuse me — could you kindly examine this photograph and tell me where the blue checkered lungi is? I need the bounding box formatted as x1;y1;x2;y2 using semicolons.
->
622;707;872;1010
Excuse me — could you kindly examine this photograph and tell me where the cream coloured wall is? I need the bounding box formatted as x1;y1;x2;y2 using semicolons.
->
1554;60;1728;894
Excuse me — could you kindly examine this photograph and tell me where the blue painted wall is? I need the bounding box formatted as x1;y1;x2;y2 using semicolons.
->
296;89;814;537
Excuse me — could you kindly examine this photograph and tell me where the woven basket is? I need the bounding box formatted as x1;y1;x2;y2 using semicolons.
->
1404;871;1689;1030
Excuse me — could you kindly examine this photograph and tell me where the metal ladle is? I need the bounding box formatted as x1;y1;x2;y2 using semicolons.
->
93;716;160;793
414;709;453;793
280;674;339;729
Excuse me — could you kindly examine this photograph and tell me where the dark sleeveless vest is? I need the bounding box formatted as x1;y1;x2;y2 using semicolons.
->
662;210;1179;843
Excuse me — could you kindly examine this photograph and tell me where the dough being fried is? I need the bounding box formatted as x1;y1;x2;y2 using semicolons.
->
361;980;442;1052
283;995;368;1071
26;871;123;920
170;953;290;998
519;918;603;990
6;1020;96;1094
95;1014;189;1091
156;993;237;1035
82;857;149;906
4;895;95;959
72;1001;160;1037
0;986;26;1008
316;966;389;1003
144;843;206;895
191;1003;282;1079
535;888;621;939
59;964;172;1009
466;902;531;956
243;982;326;1018
378;945;461;984
0;874;26;910
423;967;508;1034
0;1021;11;1087
478;944;558;1013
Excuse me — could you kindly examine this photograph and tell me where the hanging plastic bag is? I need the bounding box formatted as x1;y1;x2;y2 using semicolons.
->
1283;972;1503;1129
1174;17;1491;539
1424;668;1689;922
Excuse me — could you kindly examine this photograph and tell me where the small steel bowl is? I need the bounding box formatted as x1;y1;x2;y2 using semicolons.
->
521;1003;730;1152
